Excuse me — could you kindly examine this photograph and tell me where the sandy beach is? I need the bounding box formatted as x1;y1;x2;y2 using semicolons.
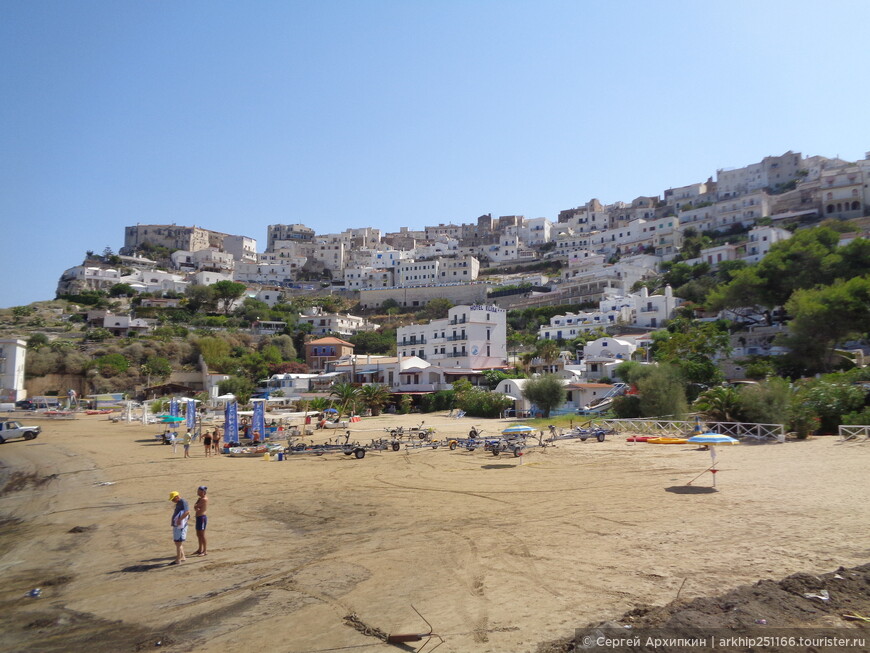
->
0;412;868;652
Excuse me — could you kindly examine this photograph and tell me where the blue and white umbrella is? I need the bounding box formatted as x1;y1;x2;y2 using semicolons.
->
687;432;739;446
323;408;338;414
686;433;739;487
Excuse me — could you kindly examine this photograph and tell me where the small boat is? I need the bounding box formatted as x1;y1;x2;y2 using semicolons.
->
646;437;688;444
86;409;115;415
626;436;654;442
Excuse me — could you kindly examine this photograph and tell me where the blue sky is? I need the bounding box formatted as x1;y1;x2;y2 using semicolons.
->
2;0;869;308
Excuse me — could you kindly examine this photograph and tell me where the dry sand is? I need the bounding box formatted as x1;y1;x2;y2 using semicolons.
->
0;412;868;652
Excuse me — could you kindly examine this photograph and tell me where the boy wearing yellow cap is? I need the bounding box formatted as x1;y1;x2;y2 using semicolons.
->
169;491;190;564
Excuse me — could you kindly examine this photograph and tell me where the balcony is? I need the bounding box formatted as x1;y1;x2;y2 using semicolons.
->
449;318;467;325
444;351;468;358
400;337;427;345
445;334;466;341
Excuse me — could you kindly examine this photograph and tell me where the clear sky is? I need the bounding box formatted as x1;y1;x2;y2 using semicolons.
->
2;0;869;308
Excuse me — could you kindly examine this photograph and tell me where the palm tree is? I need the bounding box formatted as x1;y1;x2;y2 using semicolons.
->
329;382;360;417
308;397;332;413
358;384;391;416
693;385;740;422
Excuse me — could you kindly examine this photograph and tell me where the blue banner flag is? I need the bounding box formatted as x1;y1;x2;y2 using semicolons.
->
169;398;179;417
224;401;238;443
186;399;196;429
253;400;266;440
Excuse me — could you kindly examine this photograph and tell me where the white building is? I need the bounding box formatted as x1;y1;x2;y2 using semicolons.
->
743;225;792;263
298;308;378;337
582;336;638;381
519;217;553;245
437;256;479;283
343;266;394;289
223;235;258;263
121;269;188;295
56;266;121;295
0;339;27;402
396;304;507;370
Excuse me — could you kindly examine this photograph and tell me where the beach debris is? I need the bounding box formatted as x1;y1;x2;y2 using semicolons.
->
94;481;115;486
343;606;444;652
803;589;830;601
28;588;42;598
755;619;767;625
843;613;870;622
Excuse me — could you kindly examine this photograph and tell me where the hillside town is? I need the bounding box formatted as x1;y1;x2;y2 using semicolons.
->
3;148;869;414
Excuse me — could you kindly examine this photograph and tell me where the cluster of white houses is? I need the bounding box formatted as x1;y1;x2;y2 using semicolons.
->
57;150;870;314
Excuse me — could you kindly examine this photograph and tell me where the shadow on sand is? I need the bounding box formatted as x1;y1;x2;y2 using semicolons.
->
664;485;718;495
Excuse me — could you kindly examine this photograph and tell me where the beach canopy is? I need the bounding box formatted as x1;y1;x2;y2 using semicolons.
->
687;432;739;446
502;425;535;435
159;415;185;423
323;408;338;413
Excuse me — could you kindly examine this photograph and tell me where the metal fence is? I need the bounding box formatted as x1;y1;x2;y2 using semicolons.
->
598;418;785;443
838;425;870;442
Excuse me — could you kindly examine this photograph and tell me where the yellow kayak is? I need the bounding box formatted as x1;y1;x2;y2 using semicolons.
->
646;437;689;444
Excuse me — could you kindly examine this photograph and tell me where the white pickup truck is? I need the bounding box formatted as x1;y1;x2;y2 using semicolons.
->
0;419;41;443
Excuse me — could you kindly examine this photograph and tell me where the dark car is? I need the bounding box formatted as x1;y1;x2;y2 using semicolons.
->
15;400;36;411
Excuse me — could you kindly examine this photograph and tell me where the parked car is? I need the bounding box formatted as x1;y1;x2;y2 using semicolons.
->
15;400;36;411
0;419;41;443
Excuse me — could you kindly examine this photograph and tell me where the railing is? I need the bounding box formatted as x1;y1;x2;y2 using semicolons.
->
401;338;426;345
449;318;467;325
597;419;785;442
443;351;467;358
445;335;466;341
839;425;870;442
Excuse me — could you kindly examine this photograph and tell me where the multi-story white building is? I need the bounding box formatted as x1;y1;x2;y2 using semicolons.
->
395;259;440;286
396;304;507;370
437;256;479;283
266;223;315;250
234;261;302;285
743;225;792;263
121;269;188;295
343;266;394;289
0;339;27;402
518;217;553;245
582;336;638;381
223;235;258;263
820;165;865;220
56;266;121;295
298;307;377;337
171;248;236;273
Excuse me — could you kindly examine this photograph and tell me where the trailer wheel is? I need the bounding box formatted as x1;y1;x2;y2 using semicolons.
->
448;440;457;450
343;450;353;455
354;448;366;459
513;448;523;457
492;448;500;456
580;435;588;441
391;441;400;451
597;432;605;442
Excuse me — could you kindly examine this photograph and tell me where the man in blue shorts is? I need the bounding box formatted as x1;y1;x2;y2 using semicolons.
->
169;491;190;564
193;486;209;556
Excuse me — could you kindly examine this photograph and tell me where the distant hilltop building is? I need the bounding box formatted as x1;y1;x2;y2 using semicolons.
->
122;224;257;262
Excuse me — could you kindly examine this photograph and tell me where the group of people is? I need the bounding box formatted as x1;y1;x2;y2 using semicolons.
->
164;429;224;457
168;486;210;564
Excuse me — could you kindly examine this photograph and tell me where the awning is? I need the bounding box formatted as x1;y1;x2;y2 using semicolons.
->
502;395;518;401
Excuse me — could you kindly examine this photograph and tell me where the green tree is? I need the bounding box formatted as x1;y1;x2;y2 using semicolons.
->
358;384;391;416
734;378;792;425
141;355;172;386
218;376;255;404
109;283;136;297
418;298;453;320
780;275;870;374
349;329;396;354
27;333;49;349
212;280;247;315
329;382;360;417
266;334;297;360
693;385;740;422
94;353;130;376
185;285;216;314
521;374;566;418
651;317;730;391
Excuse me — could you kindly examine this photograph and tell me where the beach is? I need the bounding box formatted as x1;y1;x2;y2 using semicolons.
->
0;412;868;652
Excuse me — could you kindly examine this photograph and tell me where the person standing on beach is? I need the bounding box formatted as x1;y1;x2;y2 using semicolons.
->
193;486;209;556
169;431;178;454
182;430;192;458
202;430;212;457
169;491;190;564
212;428;222;455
